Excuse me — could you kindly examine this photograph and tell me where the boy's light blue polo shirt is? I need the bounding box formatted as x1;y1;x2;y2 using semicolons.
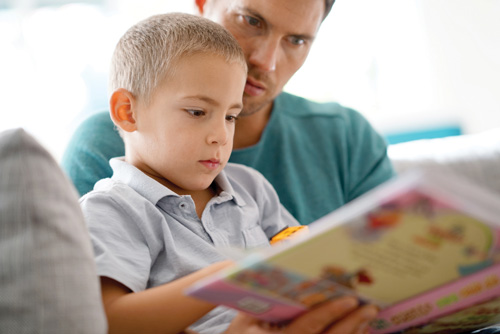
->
80;158;299;334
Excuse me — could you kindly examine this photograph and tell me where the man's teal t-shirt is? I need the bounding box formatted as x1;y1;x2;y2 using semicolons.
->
61;92;394;225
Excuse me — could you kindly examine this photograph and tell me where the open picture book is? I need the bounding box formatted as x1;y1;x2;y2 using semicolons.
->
185;169;500;334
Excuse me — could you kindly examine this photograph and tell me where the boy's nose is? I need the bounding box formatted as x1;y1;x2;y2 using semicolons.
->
207;121;229;145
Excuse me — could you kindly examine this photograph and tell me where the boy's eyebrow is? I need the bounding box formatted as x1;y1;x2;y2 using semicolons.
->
183;95;243;110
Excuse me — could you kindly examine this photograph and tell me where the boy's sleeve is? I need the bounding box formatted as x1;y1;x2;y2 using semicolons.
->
61;112;125;197
80;192;151;293
254;171;301;238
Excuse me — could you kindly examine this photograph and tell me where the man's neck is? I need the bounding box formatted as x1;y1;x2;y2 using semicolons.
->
233;102;273;149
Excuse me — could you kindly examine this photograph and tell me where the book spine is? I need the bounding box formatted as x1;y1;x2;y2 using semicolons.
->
370;263;500;334
187;278;308;323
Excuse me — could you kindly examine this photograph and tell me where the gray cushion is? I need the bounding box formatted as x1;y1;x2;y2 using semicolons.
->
0;128;107;333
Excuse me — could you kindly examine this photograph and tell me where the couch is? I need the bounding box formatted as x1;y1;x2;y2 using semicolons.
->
1;127;499;333
0;128;107;333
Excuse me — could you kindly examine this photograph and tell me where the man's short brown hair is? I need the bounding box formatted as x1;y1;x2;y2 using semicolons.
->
324;0;336;19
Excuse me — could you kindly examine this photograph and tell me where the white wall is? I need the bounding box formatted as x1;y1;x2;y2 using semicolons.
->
285;0;500;135
1;0;499;161
418;0;500;134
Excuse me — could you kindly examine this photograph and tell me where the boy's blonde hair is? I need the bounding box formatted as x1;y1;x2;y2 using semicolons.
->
109;12;247;105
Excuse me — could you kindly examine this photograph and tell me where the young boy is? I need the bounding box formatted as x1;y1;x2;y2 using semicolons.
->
79;12;299;334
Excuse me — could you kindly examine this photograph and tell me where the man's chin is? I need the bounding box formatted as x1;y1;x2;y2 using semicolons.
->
241;96;274;117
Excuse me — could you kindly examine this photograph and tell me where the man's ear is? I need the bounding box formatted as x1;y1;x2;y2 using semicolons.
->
195;0;206;14
109;89;137;133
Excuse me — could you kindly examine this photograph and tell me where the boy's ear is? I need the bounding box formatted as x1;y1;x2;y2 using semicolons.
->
109;89;137;133
195;0;206;14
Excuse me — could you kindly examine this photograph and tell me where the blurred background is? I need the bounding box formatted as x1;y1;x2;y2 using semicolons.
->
1;0;499;161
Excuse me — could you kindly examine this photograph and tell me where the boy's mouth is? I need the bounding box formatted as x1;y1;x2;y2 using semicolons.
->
199;159;220;170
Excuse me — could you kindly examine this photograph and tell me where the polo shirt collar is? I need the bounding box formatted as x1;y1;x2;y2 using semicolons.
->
213;168;246;207
109;158;246;207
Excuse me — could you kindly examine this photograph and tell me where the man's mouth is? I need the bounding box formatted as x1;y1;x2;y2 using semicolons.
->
244;77;265;97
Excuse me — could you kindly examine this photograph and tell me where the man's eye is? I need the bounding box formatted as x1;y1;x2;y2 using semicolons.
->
186;109;205;117
288;36;305;46
244;15;261;28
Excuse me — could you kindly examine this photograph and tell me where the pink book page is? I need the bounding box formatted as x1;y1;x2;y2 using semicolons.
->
371;262;500;333
265;187;500;307
188;278;307;322
402;296;500;334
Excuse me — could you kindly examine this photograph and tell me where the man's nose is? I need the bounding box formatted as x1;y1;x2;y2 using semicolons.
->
248;37;279;72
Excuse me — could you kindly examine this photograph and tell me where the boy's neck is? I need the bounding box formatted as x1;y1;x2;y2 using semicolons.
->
128;161;217;219
190;185;217;219
168;184;217;219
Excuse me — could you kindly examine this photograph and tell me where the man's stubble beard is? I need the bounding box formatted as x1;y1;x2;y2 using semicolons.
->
239;95;273;117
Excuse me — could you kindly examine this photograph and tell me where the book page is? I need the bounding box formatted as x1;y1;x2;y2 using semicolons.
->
265;191;499;305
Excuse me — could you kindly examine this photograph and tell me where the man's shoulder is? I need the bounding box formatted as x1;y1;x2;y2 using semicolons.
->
276;92;359;118
61;110;124;196
275;92;373;131
69;110;120;146
79;110;114;128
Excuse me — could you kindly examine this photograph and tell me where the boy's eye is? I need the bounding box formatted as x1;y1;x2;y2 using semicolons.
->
226;115;238;122
186;109;205;117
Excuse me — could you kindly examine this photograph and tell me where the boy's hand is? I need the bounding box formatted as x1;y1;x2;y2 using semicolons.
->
223;297;378;334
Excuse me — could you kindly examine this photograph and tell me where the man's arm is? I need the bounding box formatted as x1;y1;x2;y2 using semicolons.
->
61;111;124;196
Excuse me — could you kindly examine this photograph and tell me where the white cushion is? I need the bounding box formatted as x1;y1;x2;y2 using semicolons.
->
388;128;500;195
